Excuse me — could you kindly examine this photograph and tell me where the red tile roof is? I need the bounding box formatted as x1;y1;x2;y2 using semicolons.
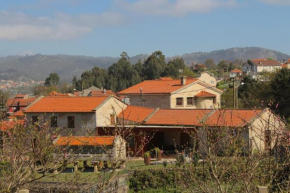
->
13;110;24;117
49;91;73;97
55;136;115;146
158;77;173;80
7;98;36;107
204;109;263;127
120;107;267;128
195;91;216;98
118;106;156;123
25;96;109;113
118;78;198;95
251;59;281;67
89;90;115;97
231;69;242;73
15;94;28;98
145;109;213;126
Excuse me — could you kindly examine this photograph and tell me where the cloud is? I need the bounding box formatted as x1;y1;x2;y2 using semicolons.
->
259;0;290;5
116;0;237;16
0;11;126;40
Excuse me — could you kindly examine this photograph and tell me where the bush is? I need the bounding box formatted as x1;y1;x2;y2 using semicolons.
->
129;169;179;192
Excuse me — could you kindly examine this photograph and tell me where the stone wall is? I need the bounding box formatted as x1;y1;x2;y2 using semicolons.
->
26;112;96;136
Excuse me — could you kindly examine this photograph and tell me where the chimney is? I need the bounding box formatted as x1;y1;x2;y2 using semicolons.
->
103;89;106;93
181;76;187;85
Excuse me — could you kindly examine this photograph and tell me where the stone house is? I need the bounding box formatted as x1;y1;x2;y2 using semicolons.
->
115;107;284;155
229;69;242;78
7;95;36;113
24;96;127;136
54;136;126;162
243;59;282;79
118;77;223;109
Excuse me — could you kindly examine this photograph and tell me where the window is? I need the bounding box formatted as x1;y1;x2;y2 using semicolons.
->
176;98;183;106
68;116;75;128
187;97;194;106
51;116;57;127
32;116;38;125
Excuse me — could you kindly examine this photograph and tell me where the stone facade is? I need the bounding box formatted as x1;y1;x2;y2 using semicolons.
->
125;81;222;109
25;96;127;136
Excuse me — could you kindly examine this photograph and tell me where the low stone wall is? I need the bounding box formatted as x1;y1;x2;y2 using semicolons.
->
22;175;129;193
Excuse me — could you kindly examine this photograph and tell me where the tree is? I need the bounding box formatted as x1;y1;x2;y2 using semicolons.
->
0;91;9;120
205;59;216;69
33;85;59;96
143;51;166;80
44;73;60;86
270;68;290;121
163;57;186;78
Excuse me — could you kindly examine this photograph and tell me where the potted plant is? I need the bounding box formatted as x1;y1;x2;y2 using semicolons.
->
144;151;151;165
154;148;162;161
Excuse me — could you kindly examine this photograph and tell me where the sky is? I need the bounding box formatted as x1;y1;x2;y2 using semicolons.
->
0;0;289;57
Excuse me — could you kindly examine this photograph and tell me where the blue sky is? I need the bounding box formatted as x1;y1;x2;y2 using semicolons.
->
0;0;289;57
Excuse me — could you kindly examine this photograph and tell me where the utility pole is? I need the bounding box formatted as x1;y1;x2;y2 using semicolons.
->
233;78;235;109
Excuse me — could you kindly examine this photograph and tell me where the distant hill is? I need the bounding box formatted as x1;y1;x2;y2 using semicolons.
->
0;47;289;81
172;47;290;64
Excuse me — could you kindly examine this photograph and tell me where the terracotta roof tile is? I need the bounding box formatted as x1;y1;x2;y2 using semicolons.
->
158;77;173;80
145;109;212;126
251;59;281;67
7;98;36;107
89;90;115;97
25;96;109;113
231;69;242;73
13;110;24;117
195;91;216;98
118;78;198;95
118;106;156;123
49;91;73;97
204;109;263;127
55;136;115;146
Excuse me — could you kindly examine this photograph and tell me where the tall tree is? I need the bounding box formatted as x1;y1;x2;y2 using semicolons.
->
270;68;290;121
205;59;216;69
44;73;60;86
143;51;166;80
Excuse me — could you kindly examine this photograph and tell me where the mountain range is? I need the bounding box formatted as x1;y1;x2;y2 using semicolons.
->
0;47;289;82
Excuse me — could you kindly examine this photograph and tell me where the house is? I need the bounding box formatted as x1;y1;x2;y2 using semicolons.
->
243;59;282;79
88;89;116;97
74;86;103;97
6;95;36;113
230;69;242;78
114;107;284;155
54;136;126;162
282;58;290;69
24;96;126;136
118;77;223;109
198;72;217;86
49;91;74;97
191;63;207;72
